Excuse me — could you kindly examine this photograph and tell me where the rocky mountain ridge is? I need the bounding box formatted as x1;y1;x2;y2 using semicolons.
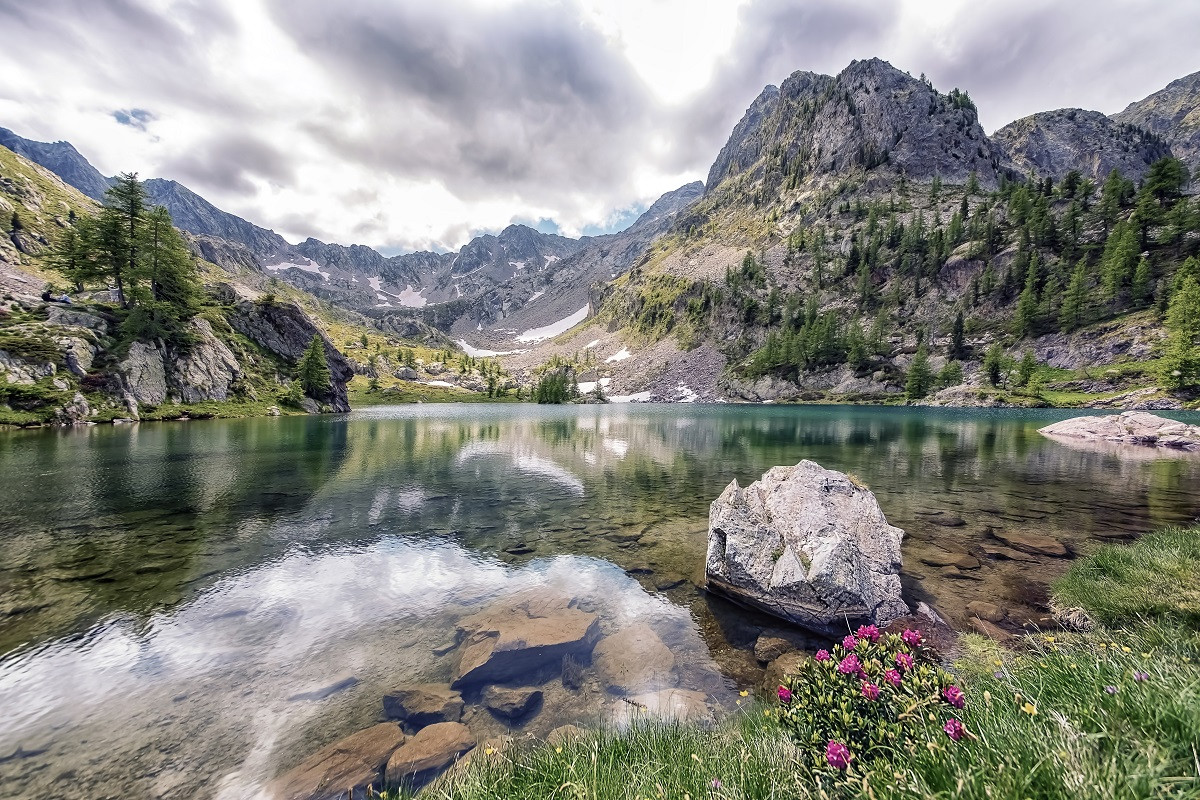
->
1114;69;1200;176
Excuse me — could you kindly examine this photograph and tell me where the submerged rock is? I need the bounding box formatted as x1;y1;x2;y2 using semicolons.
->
451;589;600;688
991;529;1069;558
384;722;475;785
704;460;908;635
482;686;542;720
382;684;464;730
1039;411;1200;450
267;723;405;800
592;623;675;695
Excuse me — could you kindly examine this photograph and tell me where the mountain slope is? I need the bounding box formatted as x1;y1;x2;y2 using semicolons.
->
0;127;113;202
142;178;290;261
992;108;1171;182
1113;70;1200;177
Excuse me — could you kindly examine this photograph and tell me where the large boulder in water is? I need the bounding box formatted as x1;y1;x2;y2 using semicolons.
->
1038;411;1200;450
704;460;908;635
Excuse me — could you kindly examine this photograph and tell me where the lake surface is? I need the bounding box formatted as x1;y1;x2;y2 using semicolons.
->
2;404;1200;799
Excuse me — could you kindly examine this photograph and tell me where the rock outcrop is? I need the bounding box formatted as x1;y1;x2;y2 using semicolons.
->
992;108;1171;182
266;723;406;800
1112;69;1200;176
705;460;908;635
220;284;353;412
1039;411;1200;450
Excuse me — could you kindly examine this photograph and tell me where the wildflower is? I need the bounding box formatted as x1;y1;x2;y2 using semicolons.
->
983;690;992;703
1104;685;1118;695
1141;652;1151;658
555;746;563;754
942;685;965;709
993;659;1003;667
895;652;915;671
710;779;722;790
883;668;902;687
739;690;749;697
943;718;965;741
838;654;863;675
861;682;880;700
1020;702;1037;716
855;624;881;643
484;747;495;755
993;671;1004;679
814;649;831;662
763;709;771;717
842;634;858;651
901;629;923;646
1134;671;1149;682
1044;636;1055;643
825;740;852;770
777;685;793;703
1121;646;1131;653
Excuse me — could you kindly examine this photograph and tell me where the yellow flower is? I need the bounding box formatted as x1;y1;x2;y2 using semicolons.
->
739;690;749;697
993;659;1004;667
1099;643;1107;649
764;709;772;717
1122;646;1131;653
484;747;495;756
983;690;992;703
1021;702;1038;716
1044;636;1055;643
1141;652;1151;658
555;747;563;754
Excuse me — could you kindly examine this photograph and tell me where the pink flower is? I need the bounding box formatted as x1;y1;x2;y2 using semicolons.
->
777;685;793;703
1104;685;1118;695
1134;671;1149;682
942;685;965;709
895;652;915;671
842;634;858;650
710;779;723;789
825;740;852;770
943;718;965;741
814;649;831;662
861;681;880;700
883;668;902;687
901;629;923;647
855;624;881;643
838;654;862;675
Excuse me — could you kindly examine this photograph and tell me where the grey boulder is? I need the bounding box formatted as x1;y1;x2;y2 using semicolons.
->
705;460;907;635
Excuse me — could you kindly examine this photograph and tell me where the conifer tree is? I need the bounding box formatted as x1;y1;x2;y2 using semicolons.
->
1059;258;1089;333
297;335;331;397
1160;275;1200;391
905;344;933;400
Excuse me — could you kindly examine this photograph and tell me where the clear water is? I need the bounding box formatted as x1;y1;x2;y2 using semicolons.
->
2;404;1199;799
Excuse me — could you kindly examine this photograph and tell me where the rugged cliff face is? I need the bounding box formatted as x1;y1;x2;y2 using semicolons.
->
1113;70;1200;177
992;109;1172;182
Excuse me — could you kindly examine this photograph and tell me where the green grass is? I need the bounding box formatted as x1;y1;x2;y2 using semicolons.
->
1054;526;1200;627
383;528;1200;800
348;378;519;405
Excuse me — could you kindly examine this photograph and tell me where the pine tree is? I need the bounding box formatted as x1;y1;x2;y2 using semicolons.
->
297;335;331;397
1160;275;1200;391
1101;221;1138;302
1132;256;1152;306
983;343;1005;386
1015;253;1040;337
1059;258;1089;333
950;310;964;359
1015;350;1036;387
905;344;933;400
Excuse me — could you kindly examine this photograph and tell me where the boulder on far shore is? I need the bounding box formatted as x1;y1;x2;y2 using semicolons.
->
1038;411;1200;450
705;460;908;636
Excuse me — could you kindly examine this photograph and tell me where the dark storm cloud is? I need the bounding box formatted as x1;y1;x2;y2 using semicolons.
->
161;133;295;195
266;0;654;201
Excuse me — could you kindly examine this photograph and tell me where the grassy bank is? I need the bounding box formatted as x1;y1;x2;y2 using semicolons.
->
395;527;1200;799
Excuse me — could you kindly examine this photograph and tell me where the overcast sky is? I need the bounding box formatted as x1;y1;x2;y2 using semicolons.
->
1;0;1197;254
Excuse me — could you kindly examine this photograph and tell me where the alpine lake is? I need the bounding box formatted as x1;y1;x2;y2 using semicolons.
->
2;403;1199;799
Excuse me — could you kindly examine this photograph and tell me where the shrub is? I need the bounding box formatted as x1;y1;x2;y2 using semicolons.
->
777;625;966;775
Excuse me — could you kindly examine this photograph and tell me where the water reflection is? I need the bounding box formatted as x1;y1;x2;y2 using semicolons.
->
1;404;1199;799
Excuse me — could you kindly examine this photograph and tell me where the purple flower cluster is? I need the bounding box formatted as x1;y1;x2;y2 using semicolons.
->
825;740;851;770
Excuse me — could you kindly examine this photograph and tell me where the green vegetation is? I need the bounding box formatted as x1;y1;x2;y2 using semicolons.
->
393;528;1200;799
1054;526;1200;627
297;334;331;397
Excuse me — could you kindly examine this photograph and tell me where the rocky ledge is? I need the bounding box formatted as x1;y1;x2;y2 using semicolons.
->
1038;411;1200;450
704;460;909;635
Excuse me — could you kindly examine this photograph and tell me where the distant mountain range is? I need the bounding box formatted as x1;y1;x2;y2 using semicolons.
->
3;61;1197;374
